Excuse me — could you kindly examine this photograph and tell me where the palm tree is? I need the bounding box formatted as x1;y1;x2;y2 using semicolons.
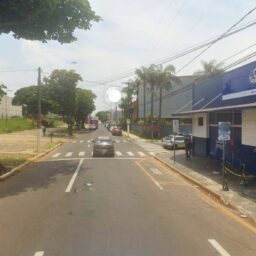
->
156;64;181;122
194;60;224;80
135;67;148;121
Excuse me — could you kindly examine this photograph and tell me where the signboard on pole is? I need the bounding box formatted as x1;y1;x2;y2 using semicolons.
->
172;120;179;134
218;122;231;141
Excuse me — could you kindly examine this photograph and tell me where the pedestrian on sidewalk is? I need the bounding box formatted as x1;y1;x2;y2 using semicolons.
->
185;136;192;160
41;120;48;136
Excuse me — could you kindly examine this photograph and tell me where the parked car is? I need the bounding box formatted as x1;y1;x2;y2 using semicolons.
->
109;125;116;132
92;136;115;157
162;134;185;149
112;127;122;136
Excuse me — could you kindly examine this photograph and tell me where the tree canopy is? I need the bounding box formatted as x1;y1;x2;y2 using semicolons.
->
194;60;224;80
96;111;109;122
0;0;101;43
12;85;54;117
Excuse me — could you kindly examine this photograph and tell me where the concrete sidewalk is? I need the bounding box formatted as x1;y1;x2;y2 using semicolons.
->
125;131;256;222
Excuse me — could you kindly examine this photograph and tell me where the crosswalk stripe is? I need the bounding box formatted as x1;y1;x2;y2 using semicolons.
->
72;141;76;143
127;151;134;156
115;151;123;156
52;153;61;158
138;152;145;157
123;140;127;143
87;140;91;143
149;152;155;156
150;168;163;175
80;140;84;143
79;151;85;157
65;152;73;157
116;140;120;143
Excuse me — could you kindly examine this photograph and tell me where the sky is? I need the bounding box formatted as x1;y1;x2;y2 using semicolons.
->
0;0;256;112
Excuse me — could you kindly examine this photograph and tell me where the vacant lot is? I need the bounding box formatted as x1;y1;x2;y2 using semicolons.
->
0;118;36;133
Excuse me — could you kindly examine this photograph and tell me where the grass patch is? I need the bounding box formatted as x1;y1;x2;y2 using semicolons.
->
46;141;62;149
0;154;31;174
0;118;36;133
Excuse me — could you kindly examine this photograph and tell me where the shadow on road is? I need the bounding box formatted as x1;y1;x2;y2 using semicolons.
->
0;160;79;199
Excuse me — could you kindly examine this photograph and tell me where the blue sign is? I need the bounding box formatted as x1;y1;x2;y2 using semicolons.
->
222;62;256;100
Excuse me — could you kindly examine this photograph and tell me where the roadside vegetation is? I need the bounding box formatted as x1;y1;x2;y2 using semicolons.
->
0;118;66;133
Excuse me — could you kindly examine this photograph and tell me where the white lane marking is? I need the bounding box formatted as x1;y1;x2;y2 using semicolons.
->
65;159;84;193
87;140;91;143
135;162;164;191
138;151;145;157
116;140;120;143
149;152;155;156
123;139;127;143
34;252;44;256
115;151;123;156
150;168;163;175
78;151;85;157
88;144;91;148
52;153;61;158
127;151;134;156
80;140;84;143
44;157;141;162
65;152;73;157
208;239;231;256
72;141;76;143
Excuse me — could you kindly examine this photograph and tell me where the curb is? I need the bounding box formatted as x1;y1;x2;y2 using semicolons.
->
0;143;63;181
153;155;256;224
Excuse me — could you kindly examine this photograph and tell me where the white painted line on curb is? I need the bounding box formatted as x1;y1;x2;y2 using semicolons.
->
138;152;145;157
116;151;123;156
34;252;44;256
65;159;84;193
52;153;61;158
65;152;73;157
208;239;231;256
127;151;134;156
150;168;163;175
79;151;85;157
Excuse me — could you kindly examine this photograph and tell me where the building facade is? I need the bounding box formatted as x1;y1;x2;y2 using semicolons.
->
0;95;22;118
178;61;256;175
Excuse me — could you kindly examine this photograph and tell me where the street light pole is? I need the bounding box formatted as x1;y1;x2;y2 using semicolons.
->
37;67;42;152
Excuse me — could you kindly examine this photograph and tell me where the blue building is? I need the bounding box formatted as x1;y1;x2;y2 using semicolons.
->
177;61;256;175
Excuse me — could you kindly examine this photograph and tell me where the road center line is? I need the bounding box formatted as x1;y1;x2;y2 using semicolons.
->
34;252;44;256
208;239;231;256
135;161;164;191
65;159;84;193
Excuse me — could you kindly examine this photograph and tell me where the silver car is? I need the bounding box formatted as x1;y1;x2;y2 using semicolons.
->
92;136;115;157
162;135;185;149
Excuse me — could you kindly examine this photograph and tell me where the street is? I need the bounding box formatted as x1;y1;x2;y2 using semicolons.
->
0;126;255;256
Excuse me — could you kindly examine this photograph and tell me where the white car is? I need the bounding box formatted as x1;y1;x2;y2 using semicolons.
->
162;135;185;149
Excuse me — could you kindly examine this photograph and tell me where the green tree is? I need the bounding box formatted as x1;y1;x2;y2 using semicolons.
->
0;0;101;43
12;85;53;118
45;69;82;135
155;64;181;122
75;88;96;128
194;60;224;80
96;111;108;122
0;83;7;103
135;67;148;121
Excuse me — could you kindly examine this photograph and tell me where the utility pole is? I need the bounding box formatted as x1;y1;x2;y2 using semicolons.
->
37;67;42;152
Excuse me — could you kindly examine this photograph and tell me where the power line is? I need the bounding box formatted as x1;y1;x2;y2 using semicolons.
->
101;19;256;83
175;6;256;74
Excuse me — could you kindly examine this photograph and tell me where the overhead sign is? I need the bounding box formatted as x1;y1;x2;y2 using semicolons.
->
222;63;256;101
218;122;231;141
172;119;179;134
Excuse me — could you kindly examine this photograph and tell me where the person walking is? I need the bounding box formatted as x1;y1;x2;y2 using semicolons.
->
185;136;192;160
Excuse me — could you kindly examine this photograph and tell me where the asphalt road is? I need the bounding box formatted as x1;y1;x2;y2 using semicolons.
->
0;125;255;256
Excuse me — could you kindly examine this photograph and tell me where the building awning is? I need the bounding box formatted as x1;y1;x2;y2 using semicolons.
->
174;102;256;115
